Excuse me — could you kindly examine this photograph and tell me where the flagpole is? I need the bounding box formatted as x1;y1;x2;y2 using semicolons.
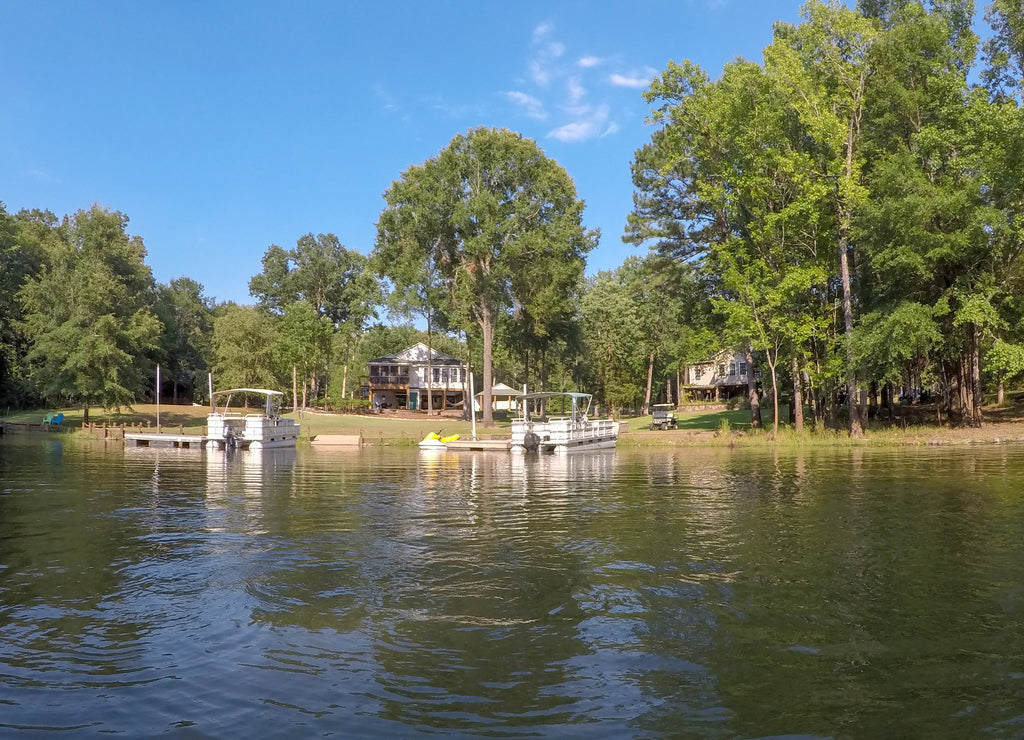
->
469;370;477;441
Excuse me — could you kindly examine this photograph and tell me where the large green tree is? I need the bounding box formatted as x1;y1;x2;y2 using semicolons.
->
374;127;597;426
579;270;644;414
18;206;161;420
250;233;380;402
153;277;213;404
210;305;282;390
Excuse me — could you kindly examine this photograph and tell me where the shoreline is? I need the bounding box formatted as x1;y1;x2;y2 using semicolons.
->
6;404;1024;450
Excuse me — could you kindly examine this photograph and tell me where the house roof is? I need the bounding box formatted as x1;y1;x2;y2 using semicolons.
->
367;342;463;366
692;348;744;366
474;382;522;398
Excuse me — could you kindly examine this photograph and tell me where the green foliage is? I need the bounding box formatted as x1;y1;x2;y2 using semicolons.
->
374;127;596;424
250;233;379;328
211;305;282;389
580;270;645;412
627;0;1024;430
17;206;161;411
853;302;941;385
153;277;213;402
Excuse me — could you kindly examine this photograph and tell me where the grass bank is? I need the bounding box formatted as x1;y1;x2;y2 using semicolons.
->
6;401;1024;448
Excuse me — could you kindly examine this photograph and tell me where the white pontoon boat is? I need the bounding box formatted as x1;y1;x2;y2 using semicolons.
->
205;388;300;450
509;392;618;454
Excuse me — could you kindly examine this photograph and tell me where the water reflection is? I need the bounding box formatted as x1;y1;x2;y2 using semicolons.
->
3;440;1024;737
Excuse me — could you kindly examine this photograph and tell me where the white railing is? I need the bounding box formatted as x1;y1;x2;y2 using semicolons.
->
510;417;618;448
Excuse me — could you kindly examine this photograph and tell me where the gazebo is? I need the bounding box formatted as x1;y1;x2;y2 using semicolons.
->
473;382;522;412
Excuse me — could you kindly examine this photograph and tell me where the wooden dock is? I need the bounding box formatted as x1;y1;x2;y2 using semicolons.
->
444;437;510;452
125;432;206;449
310;434;363;447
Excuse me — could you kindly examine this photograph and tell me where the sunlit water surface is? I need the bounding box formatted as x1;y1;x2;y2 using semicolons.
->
2;437;1024;738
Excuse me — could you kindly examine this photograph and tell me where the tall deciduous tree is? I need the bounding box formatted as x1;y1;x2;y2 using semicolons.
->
153;277;213;403
580;271;644;414
0;203;41;405
375;127;596;426
211;305;282;390
768;0;879;437
250;233;379;402
18;206;161;420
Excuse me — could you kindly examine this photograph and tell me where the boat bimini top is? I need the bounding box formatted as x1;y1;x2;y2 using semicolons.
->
515;391;593;422
211;388;285;418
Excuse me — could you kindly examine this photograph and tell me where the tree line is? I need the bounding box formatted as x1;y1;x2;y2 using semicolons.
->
4;0;1024;434
626;0;1024;434
0;130;598;427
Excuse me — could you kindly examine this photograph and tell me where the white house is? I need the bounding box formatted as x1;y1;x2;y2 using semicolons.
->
681;349;751;401
364;343;467;411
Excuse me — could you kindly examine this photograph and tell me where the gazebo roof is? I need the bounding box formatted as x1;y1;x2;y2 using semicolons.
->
475;382;522;398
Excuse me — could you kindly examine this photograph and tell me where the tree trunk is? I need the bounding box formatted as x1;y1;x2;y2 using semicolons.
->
426;314;434;414
839;84;865;439
643;351;655;416
666;376;673;407
292;365;298;412
838;232;862;438
970;322;983;427
791;355;804;432
767;350;779;436
954;358;962;421
302;375;307;412
998;379;1005;405
479;306;495;428
745;346;762;429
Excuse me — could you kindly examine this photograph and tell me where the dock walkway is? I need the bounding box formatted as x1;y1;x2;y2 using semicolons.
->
444;437;510;452
125;432;206;449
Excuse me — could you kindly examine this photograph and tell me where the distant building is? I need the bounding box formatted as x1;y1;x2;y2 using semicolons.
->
681;349;751;401
364;343;467;411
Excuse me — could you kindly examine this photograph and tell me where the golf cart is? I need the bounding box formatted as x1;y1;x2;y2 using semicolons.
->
650;403;677;430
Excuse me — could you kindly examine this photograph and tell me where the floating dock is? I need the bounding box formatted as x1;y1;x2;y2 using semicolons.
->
444;437;510;452
125;432;206;449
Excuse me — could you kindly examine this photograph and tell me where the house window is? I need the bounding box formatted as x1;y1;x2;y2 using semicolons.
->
694;367;704;381
718;364;726;377
433;367;461;384
729;362;737;376
739;362;747;376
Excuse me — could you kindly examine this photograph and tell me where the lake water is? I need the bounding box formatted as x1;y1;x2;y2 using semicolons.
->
2;436;1024;738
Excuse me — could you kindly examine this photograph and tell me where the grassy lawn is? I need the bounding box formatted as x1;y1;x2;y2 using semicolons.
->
621;406;762;433
9;398;1024;447
0;404;511;444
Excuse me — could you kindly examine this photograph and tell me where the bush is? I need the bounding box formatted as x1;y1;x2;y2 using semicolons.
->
328;397;371;413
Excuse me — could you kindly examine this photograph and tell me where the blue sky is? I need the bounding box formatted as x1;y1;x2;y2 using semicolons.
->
2;1;810;306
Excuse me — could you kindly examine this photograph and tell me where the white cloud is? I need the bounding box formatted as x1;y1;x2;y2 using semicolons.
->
608;69;657;89
27;167;59;184
505;90;547;120
529;59;552;86
548;103;615;143
578;56;602;68
567;77;585;105
548;121;594;143
373;84;400;113
528;21;565;87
